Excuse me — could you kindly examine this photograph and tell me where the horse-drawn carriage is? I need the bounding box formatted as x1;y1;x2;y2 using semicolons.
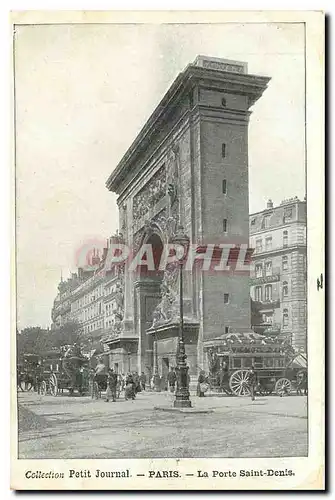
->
17;346;91;396
17;353;41;392
205;331;307;397
44;345;90;396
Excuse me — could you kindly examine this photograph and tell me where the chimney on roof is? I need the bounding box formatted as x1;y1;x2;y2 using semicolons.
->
102;247;108;261
267;199;273;209
91;248;100;266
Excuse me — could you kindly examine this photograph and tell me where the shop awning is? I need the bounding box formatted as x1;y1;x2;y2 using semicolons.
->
287;353;307;369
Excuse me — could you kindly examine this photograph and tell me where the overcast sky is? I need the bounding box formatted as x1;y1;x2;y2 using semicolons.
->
15;22;305;329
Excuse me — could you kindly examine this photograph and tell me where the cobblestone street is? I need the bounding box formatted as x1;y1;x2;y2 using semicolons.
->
17;390;308;459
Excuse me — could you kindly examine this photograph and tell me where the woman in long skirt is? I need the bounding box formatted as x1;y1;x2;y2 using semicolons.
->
197;370;207;397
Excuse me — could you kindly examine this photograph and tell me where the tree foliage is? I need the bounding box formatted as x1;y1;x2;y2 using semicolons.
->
17;321;83;362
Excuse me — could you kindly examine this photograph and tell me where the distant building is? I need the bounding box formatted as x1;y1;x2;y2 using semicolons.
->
50;234;125;361
249;197;307;351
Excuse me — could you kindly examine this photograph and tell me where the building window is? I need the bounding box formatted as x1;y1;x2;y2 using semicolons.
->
251;218;256;226
223;218;228;233
225;326;229;334
255;286;262;302
265;237;272;251
224;293;229;304
262;312;273;324
261;216;270;229
265;261;272;276
283;230;288;248
256;239;263;253
222;143;227;158
264;284;272;302
282;256;288;271
282;281;289;298
283;208;293;223
255;263;263;278
222;179;227;194
283;308;289;327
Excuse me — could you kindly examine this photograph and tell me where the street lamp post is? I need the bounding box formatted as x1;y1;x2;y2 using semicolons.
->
127;350;131;373
170;224;192;408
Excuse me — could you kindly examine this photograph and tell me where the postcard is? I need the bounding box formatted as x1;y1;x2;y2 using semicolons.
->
11;10;324;490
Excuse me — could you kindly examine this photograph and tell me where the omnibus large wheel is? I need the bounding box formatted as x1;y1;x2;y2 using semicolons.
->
275;378;291;396
40;380;47;396
229;370;251;396
49;374;58;396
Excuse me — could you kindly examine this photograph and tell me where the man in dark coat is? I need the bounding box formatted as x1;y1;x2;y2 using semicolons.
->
247;366;258;401
125;372;136;400
167;368;177;393
197;370;208;397
105;368;118;402
133;371;141;393
140;372;146;391
219;361;231;395
34;360;43;394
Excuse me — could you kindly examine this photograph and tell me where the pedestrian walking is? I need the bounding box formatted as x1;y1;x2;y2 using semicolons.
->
150;374;155;390
94;359;107;395
219;362;231;395
197;370;209;397
116;374;122;398
167;367;177;393
77;366;85;396
247;365;258;401
133;371;141;393
153;373;161;392
125;372;136;400
105;368;118;402
119;373;125;391
34;360;43;395
140;372;146;391
296;370;307;396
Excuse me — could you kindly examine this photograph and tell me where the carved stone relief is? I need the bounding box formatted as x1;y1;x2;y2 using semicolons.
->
133;166;166;222
151;262;179;328
130;145;182;329
121;203;127;233
166;146;179;210
132;229;145;256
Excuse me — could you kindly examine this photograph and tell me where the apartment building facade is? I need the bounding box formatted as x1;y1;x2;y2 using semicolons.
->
249;197;307;351
50;234;125;361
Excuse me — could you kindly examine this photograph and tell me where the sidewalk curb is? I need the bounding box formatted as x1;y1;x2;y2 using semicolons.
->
154;406;214;414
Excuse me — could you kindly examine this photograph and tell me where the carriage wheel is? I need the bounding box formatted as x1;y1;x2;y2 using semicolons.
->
40;380;47;396
49;374;58;396
20;380;33;392
275;378;291;396
229;370;251;396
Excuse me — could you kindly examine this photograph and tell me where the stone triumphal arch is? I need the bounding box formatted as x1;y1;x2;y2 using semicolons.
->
104;56;269;381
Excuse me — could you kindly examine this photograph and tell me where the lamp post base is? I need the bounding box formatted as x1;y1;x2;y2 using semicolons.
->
174;398;192;408
173;363;192;408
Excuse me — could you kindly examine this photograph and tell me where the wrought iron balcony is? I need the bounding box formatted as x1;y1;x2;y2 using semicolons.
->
256;299;281;309
250;273;281;285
